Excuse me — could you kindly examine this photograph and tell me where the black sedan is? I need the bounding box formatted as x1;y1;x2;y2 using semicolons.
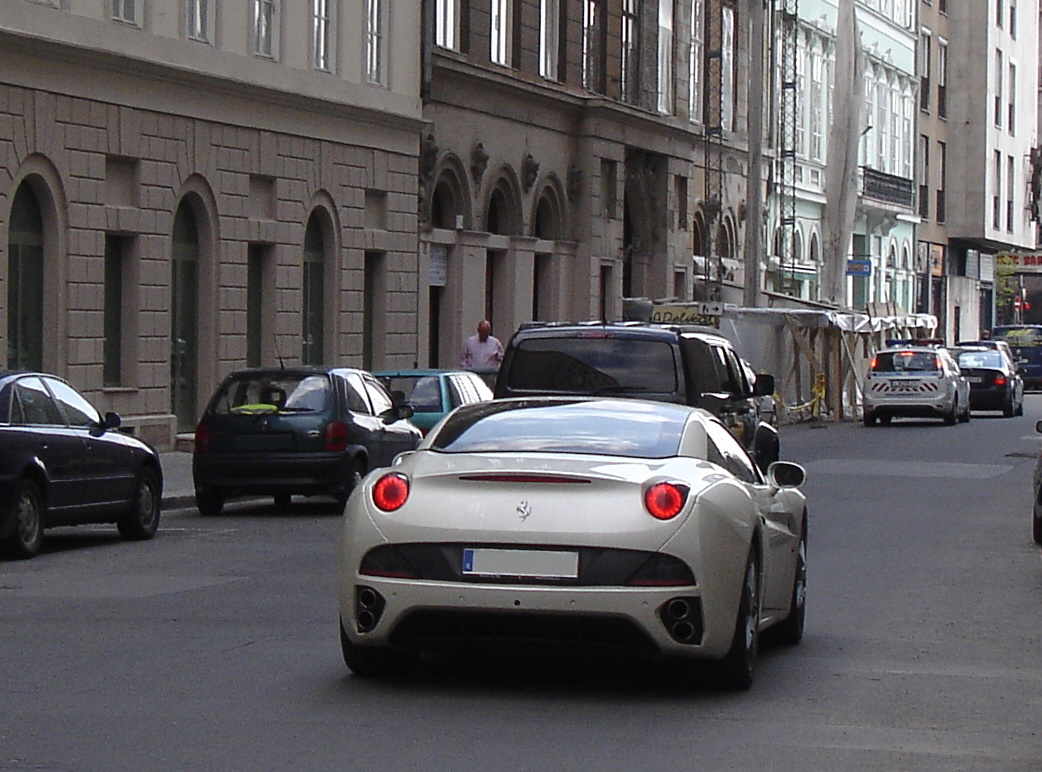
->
192;367;421;515
953;347;1025;417
0;372;163;559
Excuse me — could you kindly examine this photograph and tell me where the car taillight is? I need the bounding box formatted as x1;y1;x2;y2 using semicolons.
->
372;473;410;512
194;421;211;453
644;482;689;520
324;421;349;452
869;356;878;370
995;374;1007;386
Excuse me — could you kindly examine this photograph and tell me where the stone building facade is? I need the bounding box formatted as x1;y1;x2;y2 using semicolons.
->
1;1;424;447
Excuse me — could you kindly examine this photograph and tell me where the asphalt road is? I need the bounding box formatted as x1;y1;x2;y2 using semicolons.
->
2;399;1041;771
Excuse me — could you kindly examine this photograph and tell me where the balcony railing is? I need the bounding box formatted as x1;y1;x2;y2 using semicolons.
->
861;167;915;208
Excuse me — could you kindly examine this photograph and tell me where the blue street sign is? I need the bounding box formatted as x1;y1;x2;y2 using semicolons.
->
846;259;871;277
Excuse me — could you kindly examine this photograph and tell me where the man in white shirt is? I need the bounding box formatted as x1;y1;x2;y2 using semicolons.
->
460;320;504;368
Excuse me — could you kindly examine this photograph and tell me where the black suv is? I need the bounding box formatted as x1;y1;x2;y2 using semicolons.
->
494;323;779;470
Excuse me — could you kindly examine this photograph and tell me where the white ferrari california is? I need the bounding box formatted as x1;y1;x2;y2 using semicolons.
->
338;397;808;689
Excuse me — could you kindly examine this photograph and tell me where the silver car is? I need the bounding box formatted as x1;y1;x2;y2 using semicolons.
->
338;397;808;690
863;341;971;426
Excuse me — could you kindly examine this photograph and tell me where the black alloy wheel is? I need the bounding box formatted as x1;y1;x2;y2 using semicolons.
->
4;478;44;559
117;467;161;540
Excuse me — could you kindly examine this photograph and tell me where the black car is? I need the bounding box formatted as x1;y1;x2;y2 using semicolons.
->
953;346;1025;416
192;367;421;516
0;371;163;559
494;323;779;470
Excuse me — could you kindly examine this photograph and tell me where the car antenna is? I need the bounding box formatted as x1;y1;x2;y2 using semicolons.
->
273;334;286;370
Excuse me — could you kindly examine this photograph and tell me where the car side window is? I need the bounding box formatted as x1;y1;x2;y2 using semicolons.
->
344;374;372;415
723;349;751;396
362;374;394;415
45;377;102;427
705;419;761;484
13;377;66;426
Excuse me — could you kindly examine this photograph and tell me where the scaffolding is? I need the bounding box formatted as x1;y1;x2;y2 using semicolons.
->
776;0;800;294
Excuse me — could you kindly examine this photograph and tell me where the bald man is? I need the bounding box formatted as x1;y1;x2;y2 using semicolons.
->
460;320;504;368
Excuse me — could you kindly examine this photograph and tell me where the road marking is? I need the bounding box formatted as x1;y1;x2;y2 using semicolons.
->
804;459;1013;479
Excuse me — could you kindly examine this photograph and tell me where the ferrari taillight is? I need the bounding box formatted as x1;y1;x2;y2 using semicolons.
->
372;473;410;512
644;482;690;520
194;421;211;453
324;421;349;452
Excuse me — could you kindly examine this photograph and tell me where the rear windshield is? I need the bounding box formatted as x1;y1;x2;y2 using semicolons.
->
431;400;687;458
504;337;679;394
872;351;939;373
992;326;1042;347
209;373;331;414
956;350;1005;369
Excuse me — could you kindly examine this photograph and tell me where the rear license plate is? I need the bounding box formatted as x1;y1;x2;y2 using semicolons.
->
889;380;918;392
462;548;579;579
966;376;983;383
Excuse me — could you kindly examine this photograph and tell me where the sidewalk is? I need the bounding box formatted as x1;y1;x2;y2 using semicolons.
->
159;451;196;510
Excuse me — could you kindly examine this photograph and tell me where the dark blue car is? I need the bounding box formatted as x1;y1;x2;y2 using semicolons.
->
0;371;163;559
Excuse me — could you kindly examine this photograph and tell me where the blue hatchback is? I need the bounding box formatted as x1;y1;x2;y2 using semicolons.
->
374;370;492;435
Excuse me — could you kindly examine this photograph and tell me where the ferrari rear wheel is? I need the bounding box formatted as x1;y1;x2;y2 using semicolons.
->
718;551;760;690
775;522;807;646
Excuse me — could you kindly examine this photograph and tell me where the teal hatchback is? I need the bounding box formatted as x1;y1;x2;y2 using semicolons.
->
374;370;492;435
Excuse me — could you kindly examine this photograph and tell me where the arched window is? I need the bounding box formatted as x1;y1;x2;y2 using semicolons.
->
7;183;45;370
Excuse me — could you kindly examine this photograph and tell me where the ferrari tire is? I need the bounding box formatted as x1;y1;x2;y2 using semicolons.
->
117;467;161;540
4;478;44;559
718;550;760;690
775;522;807;646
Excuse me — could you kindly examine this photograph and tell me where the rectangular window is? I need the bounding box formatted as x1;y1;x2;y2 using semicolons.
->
436;0;459;50
657;0;674;114
902;94;913;179
936;141;946;223
185;0;212;42
918;31;931;112
937;40;947;118
539;0;560;80
251;0;279;59
1010;0;1017;37
1008;63;1016;132
112;0;141;25
918;135;930;220
994;49;1003;126
720;3;735;131
104;236;126;387
993;150;1002;229
491;0;512;67
583;0;606;93
1007;155;1016;232
809;49;823;162
312;0;332;71
688;0;703;122
621;0;640;104
996;0;1004;27
366;0;386;84
246;245;268;368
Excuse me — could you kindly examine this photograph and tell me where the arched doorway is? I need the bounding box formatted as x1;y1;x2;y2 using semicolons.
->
7;183;45;370
171;200;200;431
302;212;326;365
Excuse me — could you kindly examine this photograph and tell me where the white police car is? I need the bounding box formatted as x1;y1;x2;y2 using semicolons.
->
862;339;971;426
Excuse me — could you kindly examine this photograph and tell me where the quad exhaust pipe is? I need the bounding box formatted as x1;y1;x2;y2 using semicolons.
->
659;596;703;645
355;585;386;633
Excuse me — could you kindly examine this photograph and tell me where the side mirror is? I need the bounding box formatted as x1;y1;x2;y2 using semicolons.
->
752;373;775;397
766;460;806;489
103;412;122;431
